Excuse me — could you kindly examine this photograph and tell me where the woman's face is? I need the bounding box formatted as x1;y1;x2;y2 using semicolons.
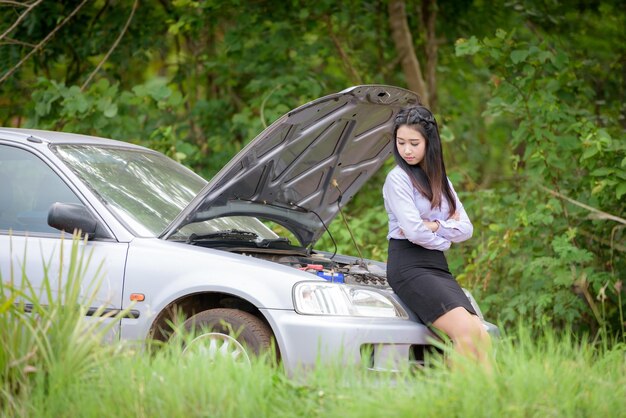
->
396;125;426;166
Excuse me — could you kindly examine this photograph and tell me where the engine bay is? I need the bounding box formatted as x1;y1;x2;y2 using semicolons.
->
185;229;390;287
192;239;389;287
245;251;389;288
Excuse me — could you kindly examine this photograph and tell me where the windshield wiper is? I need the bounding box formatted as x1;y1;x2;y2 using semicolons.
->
186;229;259;244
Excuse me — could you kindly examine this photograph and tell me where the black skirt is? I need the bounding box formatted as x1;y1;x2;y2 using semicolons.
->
386;238;476;325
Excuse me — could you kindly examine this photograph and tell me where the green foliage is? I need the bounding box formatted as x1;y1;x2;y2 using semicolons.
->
27;77;188;161
455;26;625;337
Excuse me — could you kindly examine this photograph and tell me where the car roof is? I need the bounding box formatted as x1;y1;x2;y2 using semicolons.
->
0;127;147;150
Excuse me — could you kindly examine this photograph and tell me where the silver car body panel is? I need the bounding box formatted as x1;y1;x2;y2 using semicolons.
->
118;238;494;373
264;310;498;373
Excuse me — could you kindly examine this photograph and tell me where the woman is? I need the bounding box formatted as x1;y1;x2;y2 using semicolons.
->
383;106;491;365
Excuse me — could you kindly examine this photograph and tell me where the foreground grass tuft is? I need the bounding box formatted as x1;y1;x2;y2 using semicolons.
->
4;323;625;417
286;325;626;418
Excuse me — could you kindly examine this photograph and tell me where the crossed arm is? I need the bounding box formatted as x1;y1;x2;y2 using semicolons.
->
383;169;473;251
422;211;460;233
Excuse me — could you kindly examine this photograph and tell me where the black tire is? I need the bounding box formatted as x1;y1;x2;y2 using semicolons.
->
182;308;274;356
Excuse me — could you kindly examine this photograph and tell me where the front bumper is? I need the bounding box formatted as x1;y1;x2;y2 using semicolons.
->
261;309;499;374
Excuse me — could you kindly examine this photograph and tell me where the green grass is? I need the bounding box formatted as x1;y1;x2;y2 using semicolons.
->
2;239;625;417
7;330;625;418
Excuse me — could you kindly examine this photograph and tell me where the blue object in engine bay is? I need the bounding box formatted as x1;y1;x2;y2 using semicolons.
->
317;271;345;283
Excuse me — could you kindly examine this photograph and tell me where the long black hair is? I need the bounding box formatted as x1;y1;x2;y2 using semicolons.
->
392;106;456;216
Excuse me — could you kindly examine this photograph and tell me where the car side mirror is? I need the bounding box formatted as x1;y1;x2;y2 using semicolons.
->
48;202;98;239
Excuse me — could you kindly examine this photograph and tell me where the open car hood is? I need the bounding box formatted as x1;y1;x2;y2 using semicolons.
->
161;85;420;247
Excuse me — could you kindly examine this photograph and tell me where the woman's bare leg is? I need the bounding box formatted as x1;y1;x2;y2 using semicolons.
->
431;307;492;368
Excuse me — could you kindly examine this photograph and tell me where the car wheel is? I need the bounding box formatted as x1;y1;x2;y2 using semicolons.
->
181;308;274;365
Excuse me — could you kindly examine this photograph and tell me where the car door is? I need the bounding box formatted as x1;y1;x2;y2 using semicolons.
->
0;143;129;341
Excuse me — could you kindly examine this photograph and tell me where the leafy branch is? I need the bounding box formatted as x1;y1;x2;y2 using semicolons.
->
540;186;626;226
0;0;43;42
0;0;88;85
81;0;139;91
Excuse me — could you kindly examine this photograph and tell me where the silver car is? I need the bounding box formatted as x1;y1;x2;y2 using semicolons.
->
0;85;498;373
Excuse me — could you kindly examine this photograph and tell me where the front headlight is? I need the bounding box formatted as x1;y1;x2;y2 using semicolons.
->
293;281;409;319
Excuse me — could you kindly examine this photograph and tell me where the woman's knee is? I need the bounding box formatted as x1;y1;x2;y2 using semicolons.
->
432;307;487;342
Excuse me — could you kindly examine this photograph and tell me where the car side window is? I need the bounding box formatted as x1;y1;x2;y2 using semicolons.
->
0;144;81;234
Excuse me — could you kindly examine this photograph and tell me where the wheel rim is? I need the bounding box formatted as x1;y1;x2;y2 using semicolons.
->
182;332;252;367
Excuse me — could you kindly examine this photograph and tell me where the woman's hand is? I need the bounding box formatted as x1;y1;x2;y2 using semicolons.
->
423;212;459;233
423;221;439;232
401;216;447;235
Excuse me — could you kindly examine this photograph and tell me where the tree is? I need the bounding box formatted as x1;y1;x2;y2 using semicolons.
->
388;0;438;110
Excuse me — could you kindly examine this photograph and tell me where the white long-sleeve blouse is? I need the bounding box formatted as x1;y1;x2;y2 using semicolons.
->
382;166;473;251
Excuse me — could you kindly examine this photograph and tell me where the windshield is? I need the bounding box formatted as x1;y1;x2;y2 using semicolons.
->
53;144;278;239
